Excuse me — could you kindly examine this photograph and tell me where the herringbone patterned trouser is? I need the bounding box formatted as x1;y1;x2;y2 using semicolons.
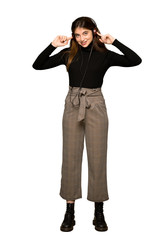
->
59;86;109;202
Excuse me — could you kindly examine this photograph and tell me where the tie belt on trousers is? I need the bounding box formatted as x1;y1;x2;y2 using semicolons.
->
68;86;102;122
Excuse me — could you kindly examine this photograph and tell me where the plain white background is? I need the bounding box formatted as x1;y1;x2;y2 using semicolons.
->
0;0;160;239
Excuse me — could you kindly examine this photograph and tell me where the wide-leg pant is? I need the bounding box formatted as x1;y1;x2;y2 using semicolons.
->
59;86;109;202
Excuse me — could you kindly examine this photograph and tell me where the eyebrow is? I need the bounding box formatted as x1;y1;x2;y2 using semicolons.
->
74;30;88;35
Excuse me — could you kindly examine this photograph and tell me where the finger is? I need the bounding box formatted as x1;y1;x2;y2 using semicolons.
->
67;36;73;40
96;32;102;36
60;35;63;42
98;38;103;43
61;36;67;43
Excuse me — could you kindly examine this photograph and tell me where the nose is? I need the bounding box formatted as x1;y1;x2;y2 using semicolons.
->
80;35;85;42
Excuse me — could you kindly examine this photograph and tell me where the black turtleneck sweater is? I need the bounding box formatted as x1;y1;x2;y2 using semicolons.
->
32;39;142;88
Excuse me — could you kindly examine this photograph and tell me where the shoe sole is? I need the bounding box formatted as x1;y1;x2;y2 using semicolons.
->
93;220;108;231
60;220;76;232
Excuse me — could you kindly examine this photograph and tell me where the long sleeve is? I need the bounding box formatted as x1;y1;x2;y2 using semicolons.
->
32;43;69;70
108;39;142;67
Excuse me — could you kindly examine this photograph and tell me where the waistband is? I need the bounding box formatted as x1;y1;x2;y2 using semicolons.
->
67;86;103;122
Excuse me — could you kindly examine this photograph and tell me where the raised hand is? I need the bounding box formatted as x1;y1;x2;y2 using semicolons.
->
51;35;73;47
96;32;115;44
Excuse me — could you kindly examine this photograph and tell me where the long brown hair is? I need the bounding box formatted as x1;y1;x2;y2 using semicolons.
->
63;16;108;72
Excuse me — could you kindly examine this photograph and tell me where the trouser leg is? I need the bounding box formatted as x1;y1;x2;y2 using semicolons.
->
85;99;109;202
60;103;85;200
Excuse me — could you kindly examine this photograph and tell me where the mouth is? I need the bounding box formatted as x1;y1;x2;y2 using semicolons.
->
81;40;87;46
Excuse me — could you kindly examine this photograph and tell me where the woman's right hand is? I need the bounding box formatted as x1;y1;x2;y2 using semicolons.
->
51;35;73;47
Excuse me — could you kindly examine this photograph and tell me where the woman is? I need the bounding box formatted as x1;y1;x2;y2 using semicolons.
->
32;16;142;232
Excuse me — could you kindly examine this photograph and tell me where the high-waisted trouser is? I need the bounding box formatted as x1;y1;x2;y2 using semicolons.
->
59;86;109;202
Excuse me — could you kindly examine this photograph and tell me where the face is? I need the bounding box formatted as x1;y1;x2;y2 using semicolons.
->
74;27;93;47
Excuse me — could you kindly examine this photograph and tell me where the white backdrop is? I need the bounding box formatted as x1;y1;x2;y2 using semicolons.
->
0;0;160;239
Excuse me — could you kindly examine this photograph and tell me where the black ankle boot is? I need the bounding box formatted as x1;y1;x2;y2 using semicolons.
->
60;203;75;232
93;202;108;231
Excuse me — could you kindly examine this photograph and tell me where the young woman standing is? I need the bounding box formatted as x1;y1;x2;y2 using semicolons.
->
32;16;142;232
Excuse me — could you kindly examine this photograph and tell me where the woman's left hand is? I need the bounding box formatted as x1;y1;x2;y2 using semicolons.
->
96;32;116;44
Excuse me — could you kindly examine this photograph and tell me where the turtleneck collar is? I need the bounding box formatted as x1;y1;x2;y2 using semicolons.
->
80;40;94;52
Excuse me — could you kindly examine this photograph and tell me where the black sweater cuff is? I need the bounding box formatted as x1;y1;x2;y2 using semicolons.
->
112;39;118;45
49;42;57;50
